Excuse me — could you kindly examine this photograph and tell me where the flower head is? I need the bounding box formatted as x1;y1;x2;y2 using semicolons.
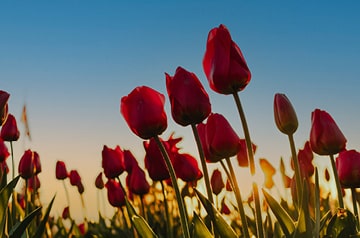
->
105;179;125;207
172;152;202;182
336;150;360;188
166;66;211;126
144;138;170;181
121;86;167;139
0;90;10;126
273;93;298;135
102;145;125;179
0;114;20;141
126;166;150;195
211;169;224;195
18;149;34;179
203;24;251;94
95;172;104;189
56;161;68;180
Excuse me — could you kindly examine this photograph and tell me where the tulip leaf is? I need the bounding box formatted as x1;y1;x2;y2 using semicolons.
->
0;176;20;237
9;206;42;238
124;198;158;238
263;189;295;237
191;212;213;238
194;188;237;238
33;195;56;238
292;179;312;238
326;208;358;237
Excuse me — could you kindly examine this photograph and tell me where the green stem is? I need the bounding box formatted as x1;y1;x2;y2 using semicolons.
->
140;195;148;221
224;158;250;238
25;179;29;217
191;124;214;203
161;180;173;238
329;154;344;208
10;141;14;180
288;134;302;204
232;91;264;238
63;180;71;218
154;136;190;238
351;188;360;229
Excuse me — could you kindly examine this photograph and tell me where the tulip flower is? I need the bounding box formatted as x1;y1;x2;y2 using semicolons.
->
196;123;221;162
336;150;360;188
123;150;139;173
102;145;125;179
143;138;170;181
226;178;233;191
33;151;41;175
172;152;202;182
95;172;104;189
121;86;167;139
0;114;20;141
28;175;41;191
126;166;150;195
0;138;9;162
221;198;231;215
77;182;85;194
18;149;34;179
210;169;224;195
62;206;70;219
259;158;276;189
293;141;314;177
69;170;82;186
273;93;298;135
105;179;125;207
165;66;211;126
0;90;10;126
56;160;68;180
310;109;347;155
237;139;257;167
205;113;241;161
203;24;251;95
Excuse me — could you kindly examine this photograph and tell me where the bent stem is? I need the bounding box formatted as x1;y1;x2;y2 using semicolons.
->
154;135;190;238
329;154;344;208
232;91;264;238
224;158;250;238
288;134;302;204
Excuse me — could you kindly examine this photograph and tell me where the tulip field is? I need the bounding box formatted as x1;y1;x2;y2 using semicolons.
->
1;24;360;238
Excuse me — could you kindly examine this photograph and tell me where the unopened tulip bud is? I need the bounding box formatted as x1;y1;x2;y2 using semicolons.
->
273;93;298;135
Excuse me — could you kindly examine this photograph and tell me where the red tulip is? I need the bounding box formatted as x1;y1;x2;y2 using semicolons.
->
0;114;20;141
95;172;104;189
105;179;125;207
0;138;9;162
293;141;314;177
221;198;231;215
18;149;34;179
210;169;224;195
102;145;125;179
336;150;360;188
0;90;10;126
172;152;202;182
273;93;298;135
77;182;85;194
310;109;347;155
225;178;233;191
28;175;41;191
166;132;183;153
205;113;241;161
78;223;86;236
0;161;9;175
126;166;150;195
165;66;211;126
236;139;257;167
144;138;170;181
196;122;222;162
33;151;41;174
69;170;81;186
56;161;68;180
121;86;167;139
62;206;70;219
259;158;276;189
124;150;139;173
203;24;251;95
325;168;330;182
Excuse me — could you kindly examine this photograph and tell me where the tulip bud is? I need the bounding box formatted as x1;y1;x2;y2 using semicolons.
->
105;179;125;207
210;169;224;195
18;150;34;179
56;161;68;180
126;166;150;195
95;172;104;189
0;114;20;141
172;152;202;182
273;93;298;135
144;138;170;181
102;145;125;179
121;86;167;139
69;170;81;186
310;109;347;155
62;206;70;219
336;150;360;188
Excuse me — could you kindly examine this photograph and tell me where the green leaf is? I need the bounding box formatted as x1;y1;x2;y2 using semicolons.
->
0;176;20;237
292;179;312;238
263;189;295;237
326;208;358;237
194;188;237;238
191;212;213;238
9;206;42;238
125;198;158;238
33;195;56;238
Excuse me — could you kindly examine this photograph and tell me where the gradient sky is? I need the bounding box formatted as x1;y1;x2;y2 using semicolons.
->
1;1;360;221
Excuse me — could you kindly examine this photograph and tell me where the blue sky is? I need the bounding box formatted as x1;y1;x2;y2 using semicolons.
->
1;1;360;220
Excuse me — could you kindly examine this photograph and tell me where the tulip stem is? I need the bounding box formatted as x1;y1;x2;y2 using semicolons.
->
63;180;71;217
351;188;360;229
191;124;213;203
232;91;264;238
288;134;302;205
10;141;14;180
224;158;250;238
329;154;344;208
154;136;190;238
161;180;173;238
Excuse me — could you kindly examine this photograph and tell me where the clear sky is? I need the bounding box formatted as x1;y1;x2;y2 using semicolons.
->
1;1;360;221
